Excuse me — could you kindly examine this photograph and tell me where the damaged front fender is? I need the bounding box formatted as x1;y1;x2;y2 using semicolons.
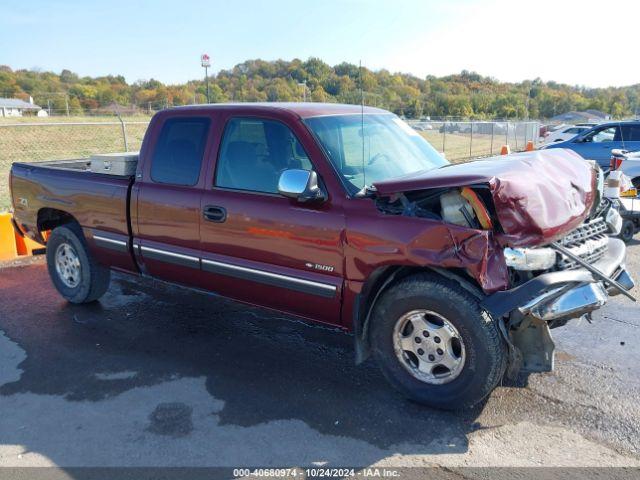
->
345;213;509;293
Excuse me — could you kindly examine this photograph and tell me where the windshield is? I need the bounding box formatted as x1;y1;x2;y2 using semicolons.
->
304;114;448;194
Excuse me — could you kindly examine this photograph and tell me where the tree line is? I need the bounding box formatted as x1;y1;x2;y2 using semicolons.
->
1;58;639;119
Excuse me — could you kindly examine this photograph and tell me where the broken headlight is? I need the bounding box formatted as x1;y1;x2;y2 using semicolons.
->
504;247;557;271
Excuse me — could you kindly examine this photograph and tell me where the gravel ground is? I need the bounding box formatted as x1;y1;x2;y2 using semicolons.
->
0;240;639;473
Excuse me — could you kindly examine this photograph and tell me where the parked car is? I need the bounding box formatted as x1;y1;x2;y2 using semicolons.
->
606;149;640;242
610;148;640;188
10;103;633;410
541;121;640;169
412;122;433;131
539;123;565;140
540;124;591;145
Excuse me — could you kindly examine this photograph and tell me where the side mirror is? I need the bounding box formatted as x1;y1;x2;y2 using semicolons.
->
278;169;326;203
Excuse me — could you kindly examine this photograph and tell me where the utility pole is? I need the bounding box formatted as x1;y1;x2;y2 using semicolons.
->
65;95;70;116
201;54;211;103
298;80;307;102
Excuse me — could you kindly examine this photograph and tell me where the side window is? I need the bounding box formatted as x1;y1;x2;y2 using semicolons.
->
151;117;210;186
620;125;640;142
584;126;617;143
215;118;312;194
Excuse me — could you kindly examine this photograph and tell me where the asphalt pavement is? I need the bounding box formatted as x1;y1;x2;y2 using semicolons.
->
0;240;639;472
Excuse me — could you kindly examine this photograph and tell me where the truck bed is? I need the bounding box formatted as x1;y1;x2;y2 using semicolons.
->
10;159;135;255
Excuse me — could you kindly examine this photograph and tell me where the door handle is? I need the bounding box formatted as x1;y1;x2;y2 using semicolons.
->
203;205;227;223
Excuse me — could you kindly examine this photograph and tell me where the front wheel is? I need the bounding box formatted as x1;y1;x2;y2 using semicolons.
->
370;273;507;410
46;223;111;303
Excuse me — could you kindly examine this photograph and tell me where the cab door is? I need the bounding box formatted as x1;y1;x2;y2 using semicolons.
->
198;114;345;325
133;113;214;287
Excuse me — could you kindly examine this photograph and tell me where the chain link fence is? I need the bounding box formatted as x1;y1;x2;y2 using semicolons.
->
0;119;149;209
0;117;540;210
407;120;540;162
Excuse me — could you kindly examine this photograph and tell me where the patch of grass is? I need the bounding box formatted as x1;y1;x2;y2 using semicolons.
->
419;131;525;162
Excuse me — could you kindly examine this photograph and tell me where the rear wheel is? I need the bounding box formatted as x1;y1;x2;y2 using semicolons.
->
370;273;507;410
46;224;111;303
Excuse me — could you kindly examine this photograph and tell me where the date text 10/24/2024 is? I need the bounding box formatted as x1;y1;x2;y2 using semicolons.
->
233;468;401;478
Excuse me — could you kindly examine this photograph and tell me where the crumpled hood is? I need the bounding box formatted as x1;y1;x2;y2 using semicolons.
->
373;149;597;247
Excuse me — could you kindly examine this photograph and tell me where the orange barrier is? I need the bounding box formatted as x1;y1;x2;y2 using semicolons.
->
500;145;511;155
0;212;45;260
525;140;535;151
15;231;44;256
0;212;18;261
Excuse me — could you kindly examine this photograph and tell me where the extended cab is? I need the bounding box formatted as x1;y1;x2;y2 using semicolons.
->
9;103;635;409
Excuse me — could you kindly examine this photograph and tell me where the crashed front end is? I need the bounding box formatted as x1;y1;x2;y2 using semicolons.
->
373;149;635;376
483;211;634;374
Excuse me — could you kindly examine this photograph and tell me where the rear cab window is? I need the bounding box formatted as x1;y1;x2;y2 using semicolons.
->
151;117;210;185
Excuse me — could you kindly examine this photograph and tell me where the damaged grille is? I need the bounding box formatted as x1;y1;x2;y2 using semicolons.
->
556;217;609;270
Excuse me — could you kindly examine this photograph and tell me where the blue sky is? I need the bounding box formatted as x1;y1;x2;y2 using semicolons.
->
1;0;638;87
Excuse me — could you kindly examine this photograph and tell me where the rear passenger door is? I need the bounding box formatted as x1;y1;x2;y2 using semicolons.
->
133;114;213;287
619;124;640;153
198;115;345;325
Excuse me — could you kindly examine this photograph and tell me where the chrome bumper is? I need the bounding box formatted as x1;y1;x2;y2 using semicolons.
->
525;248;634;323
607;268;635;296
527;281;608;322
482;237;635;322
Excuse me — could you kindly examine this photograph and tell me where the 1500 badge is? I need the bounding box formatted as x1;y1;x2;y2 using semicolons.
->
305;262;334;272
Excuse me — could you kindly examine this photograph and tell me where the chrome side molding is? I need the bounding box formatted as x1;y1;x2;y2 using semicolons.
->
201;258;337;298
130;243;337;298
93;235;128;253
139;245;200;269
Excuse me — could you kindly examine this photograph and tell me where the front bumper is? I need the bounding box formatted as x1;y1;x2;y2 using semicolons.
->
482;237;634;321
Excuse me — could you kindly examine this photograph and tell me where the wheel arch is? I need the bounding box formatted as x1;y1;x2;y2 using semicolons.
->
36;208;79;243
353;265;484;364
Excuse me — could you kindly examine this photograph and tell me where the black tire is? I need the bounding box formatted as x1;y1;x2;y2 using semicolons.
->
632;177;640;189
370;273;507;410
619;219;635;243
46;223;111;303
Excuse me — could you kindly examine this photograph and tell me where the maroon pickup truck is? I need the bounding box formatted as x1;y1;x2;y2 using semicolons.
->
9;103;635;409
